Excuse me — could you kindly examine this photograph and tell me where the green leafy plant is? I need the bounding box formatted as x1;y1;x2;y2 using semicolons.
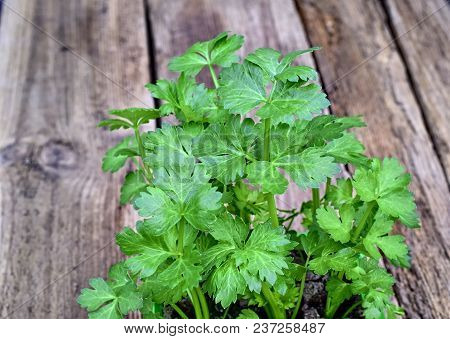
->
78;32;420;319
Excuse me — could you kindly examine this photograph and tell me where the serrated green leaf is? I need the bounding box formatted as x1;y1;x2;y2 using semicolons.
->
237;309;259;319
377;190;418;228
234;223;293;287
146;74;223;123
169;32;244;76
77;263;142;319
363;213;410;267
206;260;246;308
246;161;289;194
78;278;116;312
323;133;367;166
309;248;356;275
353;158;419;227
275;148;340;190
276;65;318;82
101;137;135;173
257;83;330;124
98;107;160;130
316;205;355;243
193;117;258;184
134;187;181;236
219;62;267;114
98;118;133;131
207;213;248;246
246;47;320;80
327;178;354;207
134;162;221;234
120;171;148;204
116;227;174;277
158;254;203;302
326;277;353;317
144;124;199;170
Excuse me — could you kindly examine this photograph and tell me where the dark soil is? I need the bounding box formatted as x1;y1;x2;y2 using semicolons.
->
165;273;363;319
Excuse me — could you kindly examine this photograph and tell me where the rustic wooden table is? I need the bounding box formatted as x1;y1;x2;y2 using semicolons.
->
0;0;448;318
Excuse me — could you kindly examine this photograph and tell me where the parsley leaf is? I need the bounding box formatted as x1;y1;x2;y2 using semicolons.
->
257;83;330;124
169;32;244;76
325;277;353;317
146;74;224;122
219;62;329;123
120;170;148;204
246;47;320;81
362;213;410;267
144;124;202;170
102;137;136;173
328;178;355;207
275;148;340;190
205;260;246;308
134;163;222;235
193;116;258;184
219;61;267;114
77;262;142;319
157;252;203;302
237;309;259;319
316;205;355;243
98;108;160;130
353;158;419;227
309;248;356;275
205;215;294;307
116;225;174;277
246;161;289;194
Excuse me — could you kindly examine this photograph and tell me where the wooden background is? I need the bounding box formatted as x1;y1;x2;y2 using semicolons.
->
0;0;448;318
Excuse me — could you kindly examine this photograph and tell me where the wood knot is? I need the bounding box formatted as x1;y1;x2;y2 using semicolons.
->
37;139;78;174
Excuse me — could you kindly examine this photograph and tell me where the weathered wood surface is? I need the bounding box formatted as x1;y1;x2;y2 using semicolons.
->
296;0;449;318
0;0;448;318
0;0;152;318
383;0;450;181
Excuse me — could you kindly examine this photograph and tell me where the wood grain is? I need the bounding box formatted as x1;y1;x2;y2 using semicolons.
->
383;0;450;181
0;0;152;318
296;0;450;318
147;0;331;223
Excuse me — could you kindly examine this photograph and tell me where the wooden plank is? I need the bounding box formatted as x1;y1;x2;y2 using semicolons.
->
383;0;450;181
0;0;152;318
296;0;450;318
147;0;328;223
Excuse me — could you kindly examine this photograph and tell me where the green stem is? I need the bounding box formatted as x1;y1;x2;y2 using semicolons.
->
325;293;332;318
326;271;346;318
208;64;220;89
312;188;320;224
263;304;273;319
286;216;296;231
195;287;210;319
263;118;271;161
177;218;185;254
281;212;301;222
266;194;279;227
325;177;331;196
263;118;279;227
188;289;203;319
171;303;188;319
351;201;376;242
134;127;151;181
341;300;362;319
261;283;285;319
291;256;310;319
278;208;297;213
222;306;230;319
